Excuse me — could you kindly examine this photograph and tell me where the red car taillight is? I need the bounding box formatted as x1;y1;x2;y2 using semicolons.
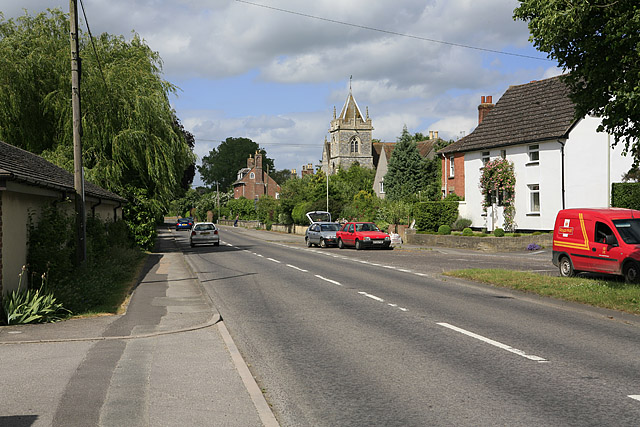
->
214;230;218;235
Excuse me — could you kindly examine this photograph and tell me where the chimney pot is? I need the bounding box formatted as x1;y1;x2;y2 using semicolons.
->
487;95;492;103
429;130;434;139
434;131;439;139
481;96;486;103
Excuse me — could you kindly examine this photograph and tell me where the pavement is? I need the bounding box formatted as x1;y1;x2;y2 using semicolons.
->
0;227;278;427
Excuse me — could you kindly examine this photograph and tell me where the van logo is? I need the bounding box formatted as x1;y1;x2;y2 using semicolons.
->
558;226;574;235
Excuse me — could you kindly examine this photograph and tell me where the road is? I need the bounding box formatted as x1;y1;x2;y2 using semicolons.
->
180;226;640;426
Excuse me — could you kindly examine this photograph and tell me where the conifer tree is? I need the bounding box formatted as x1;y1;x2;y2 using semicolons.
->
384;126;430;201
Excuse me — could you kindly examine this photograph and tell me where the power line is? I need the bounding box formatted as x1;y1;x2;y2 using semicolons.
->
235;0;551;62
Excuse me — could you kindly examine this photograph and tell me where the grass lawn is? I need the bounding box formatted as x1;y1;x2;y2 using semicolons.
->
444;269;640;315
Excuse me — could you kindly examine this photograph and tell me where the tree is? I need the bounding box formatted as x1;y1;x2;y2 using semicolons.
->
198;137;274;191
0;9;196;206
384;126;433;201
514;1;640;163
270;168;293;185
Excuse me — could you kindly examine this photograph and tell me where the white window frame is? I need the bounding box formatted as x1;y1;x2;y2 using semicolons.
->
379;178;385;194
449;156;455;177
528;144;540;164
529;184;540;213
482;151;490;166
249;172;255;179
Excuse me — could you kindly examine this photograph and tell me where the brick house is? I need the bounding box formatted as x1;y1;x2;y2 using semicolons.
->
0;141;125;296
438;96;495;199
233;151;281;200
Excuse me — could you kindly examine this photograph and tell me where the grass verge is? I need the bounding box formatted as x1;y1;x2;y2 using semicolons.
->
444;269;640;315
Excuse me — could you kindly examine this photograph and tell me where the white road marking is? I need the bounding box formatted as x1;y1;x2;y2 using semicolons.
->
315;275;343;286
256;254;264;257
398;268;412;273
267;258;281;263
629;395;640;402
383;265;397;270
358;292;384;302
286;264;308;272
226;243;233;247
414;273;428;277
399;307;408;312
437;322;547;363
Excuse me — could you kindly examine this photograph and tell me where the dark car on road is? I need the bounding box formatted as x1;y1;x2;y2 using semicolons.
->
176;217;194;231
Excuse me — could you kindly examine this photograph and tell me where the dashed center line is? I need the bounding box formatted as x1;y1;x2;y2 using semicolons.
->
267;258;281;263
629;395;640;402
437;322;547;363
286;264;308;272
358;291;384;302
315;275;343;286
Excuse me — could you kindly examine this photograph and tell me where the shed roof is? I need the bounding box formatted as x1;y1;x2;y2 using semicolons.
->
0;141;126;202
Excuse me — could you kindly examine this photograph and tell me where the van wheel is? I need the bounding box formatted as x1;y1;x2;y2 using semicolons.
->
623;261;640;283
559;256;575;277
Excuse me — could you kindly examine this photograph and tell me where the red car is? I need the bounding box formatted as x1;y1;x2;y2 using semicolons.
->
336;222;392;250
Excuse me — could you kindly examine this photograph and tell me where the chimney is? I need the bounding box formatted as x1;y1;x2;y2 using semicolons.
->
434;131;439;139
478;95;495;125
429;130;434;139
247;154;255;169
255;150;263;171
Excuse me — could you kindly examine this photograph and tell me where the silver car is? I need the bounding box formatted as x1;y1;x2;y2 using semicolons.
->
305;222;341;247
305;211;340;248
190;222;220;247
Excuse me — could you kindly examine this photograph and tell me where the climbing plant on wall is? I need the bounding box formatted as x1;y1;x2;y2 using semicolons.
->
479;158;516;231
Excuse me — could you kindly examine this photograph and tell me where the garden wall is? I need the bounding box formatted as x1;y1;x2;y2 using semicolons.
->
404;229;552;252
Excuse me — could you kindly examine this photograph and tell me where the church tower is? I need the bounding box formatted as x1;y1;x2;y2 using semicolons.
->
322;84;374;175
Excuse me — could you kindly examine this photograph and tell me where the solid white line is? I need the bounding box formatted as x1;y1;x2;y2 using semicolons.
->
267;258;281;263
414;273;428;277
286;264;308;272
358;291;384;302
314;275;342;286
383;265;397;270
437;322;547;363
629;395;640;402
398;268;412;273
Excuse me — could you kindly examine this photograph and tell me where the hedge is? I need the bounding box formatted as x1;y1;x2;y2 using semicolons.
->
413;201;459;232
611;183;640;209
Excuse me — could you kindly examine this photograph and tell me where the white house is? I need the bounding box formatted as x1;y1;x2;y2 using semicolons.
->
452;75;633;231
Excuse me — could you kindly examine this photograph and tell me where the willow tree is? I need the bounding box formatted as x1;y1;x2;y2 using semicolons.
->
0;9;195;205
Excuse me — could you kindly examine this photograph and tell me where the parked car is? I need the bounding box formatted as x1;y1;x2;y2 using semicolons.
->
176;217;194;231
190;222;220;247
336;221;392;250
552;208;640;281
306;222;341;247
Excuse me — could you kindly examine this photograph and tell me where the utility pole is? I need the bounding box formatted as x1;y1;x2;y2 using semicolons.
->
70;0;86;264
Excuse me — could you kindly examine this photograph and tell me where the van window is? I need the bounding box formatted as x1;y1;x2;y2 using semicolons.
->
613;219;640;244
594;222;616;244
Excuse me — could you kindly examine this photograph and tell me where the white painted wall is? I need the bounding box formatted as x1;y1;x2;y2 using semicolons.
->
463;116;633;231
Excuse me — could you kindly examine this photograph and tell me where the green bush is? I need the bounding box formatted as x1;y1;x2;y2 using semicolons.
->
451;217;473;231
438;225;452;235
494;228;505;237
413;201;458;232
612;182;640;209
462;227;474;236
291;201;313;225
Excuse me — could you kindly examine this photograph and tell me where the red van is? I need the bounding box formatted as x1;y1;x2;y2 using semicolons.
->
552;208;640;282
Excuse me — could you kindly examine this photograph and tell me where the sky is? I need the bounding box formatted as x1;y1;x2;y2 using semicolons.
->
1;0;562;187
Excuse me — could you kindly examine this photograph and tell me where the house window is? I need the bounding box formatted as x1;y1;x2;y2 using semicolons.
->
500;149;506;159
250;172;255;179
529;184;540;213
528;145;540;163
350;137;359;153
482;151;490;166
449;156;455;177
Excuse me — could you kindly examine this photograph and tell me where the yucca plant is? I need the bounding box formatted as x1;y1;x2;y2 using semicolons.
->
2;266;70;325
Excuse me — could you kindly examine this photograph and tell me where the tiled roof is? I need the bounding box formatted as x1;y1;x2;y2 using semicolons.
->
0;141;126;202
451;75;578;153
373;140;437;165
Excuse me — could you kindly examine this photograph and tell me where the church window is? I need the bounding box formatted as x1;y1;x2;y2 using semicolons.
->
350;137;359;153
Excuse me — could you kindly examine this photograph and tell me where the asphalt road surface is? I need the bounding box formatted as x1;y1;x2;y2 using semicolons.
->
179;226;640;426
